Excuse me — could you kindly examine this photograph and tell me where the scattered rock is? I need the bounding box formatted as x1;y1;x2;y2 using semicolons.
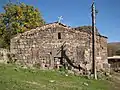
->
105;72;110;76
14;68;19;71
65;74;68;76
49;80;55;83
22;66;28;69
83;82;89;86
68;70;74;74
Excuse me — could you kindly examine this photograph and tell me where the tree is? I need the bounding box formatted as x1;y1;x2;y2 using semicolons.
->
108;43;120;56
0;2;45;49
116;49;120;56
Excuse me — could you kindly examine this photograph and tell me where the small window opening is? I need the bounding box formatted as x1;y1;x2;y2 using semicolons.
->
58;32;61;39
102;47;104;49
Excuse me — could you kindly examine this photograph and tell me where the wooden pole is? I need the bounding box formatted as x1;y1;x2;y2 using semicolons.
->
91;0;97;80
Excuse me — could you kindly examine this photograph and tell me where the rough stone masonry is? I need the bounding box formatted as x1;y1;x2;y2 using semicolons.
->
10;22;108;72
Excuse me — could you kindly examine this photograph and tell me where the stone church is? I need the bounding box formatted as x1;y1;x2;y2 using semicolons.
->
10;22;108;71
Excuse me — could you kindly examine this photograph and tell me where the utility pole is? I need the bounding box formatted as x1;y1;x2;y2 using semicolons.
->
91;0;97;80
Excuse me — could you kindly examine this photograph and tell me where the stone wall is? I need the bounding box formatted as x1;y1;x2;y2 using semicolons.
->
0;48;9;63
10;22;108;71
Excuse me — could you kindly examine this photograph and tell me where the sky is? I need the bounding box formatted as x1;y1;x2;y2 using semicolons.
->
0;0;120;42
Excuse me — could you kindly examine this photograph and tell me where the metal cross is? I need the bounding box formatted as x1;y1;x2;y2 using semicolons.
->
58;16;63;23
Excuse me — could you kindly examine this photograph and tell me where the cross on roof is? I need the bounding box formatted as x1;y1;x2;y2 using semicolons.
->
58;16;63;23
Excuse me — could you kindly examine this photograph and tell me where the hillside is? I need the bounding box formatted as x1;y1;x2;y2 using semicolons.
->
108;42;120;56
0;64;116;90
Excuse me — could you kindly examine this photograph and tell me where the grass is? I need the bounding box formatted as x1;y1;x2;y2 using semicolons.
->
0;63;114;90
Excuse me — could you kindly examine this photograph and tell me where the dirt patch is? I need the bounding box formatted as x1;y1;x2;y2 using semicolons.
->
109;72;120;90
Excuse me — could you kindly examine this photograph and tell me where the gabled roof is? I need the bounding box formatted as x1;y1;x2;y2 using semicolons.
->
74;26;108;38
46;22;71;28
46;22;107;38
12;22;107;39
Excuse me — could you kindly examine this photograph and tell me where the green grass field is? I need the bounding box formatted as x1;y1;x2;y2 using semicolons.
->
0;64;116;90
